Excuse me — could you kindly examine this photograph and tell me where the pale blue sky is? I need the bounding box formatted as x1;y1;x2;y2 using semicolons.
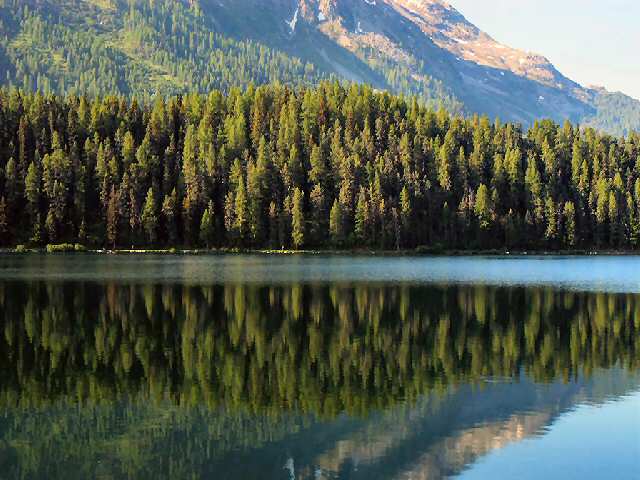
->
449;0;640;100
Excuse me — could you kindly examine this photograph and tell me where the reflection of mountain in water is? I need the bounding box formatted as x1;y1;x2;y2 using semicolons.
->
303;371;637;480
0;281;637;479
204;369;637;480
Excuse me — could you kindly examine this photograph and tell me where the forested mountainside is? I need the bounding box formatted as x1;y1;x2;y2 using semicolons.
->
0;83;639;251
0;0;638;136
582;89;640;138
0;0;323;98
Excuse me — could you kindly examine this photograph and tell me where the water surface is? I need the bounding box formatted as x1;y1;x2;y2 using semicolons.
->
0;253;638;292
0;254;637;479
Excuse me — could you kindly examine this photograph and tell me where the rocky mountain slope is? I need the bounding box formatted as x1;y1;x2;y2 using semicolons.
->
196;0;640;133
0;0;638;135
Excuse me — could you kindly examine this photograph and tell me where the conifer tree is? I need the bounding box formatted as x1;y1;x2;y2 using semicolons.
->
309;184;326;246
329;200;343;247
563;201;577;247
141;188;157;245
400;186;412;247
200;201;215;248
355;188;370;244
545;195;558;244
234;176;248;244
106;187;119;248
475;184;492;231
161;190;178;247
25;161;41;222
0;198;8;245
291;188;305;249
45;207;56;243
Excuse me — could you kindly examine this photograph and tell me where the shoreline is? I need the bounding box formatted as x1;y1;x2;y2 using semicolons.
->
1;246;638;257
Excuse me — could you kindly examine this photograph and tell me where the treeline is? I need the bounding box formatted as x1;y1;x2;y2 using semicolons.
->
0;82;639;250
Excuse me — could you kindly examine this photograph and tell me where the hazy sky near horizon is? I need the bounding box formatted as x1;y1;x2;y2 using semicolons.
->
449;0;640;100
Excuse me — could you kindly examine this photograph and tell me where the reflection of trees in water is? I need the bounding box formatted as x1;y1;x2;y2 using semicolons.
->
0;282;638;479
0;282;637;412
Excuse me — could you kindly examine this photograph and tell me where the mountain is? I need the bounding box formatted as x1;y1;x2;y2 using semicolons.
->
211;0;637;133
0;0;638;135
0;0;324;96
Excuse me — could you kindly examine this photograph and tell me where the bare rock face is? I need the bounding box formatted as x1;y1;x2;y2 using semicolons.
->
303;0;579;90
386;1;581;92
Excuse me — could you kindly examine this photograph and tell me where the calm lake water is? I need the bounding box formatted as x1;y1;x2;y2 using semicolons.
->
0;254;638;480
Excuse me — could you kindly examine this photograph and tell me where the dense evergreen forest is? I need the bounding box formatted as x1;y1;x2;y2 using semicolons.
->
0;82;639;250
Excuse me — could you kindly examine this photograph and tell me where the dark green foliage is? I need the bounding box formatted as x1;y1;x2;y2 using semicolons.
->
0;83;639;250
583;90;640;138
0;0;322;99
0;0;464;114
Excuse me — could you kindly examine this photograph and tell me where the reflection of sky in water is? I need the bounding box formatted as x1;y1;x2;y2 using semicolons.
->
297;372;640;480
458;391;640;479
0;254;639;292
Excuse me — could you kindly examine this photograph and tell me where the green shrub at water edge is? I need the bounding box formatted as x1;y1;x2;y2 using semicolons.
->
45;244;87;253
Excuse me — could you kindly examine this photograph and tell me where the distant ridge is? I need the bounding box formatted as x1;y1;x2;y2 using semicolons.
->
0;0;638;135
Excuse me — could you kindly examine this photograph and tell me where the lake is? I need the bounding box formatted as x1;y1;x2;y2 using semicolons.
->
0;254;638;479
